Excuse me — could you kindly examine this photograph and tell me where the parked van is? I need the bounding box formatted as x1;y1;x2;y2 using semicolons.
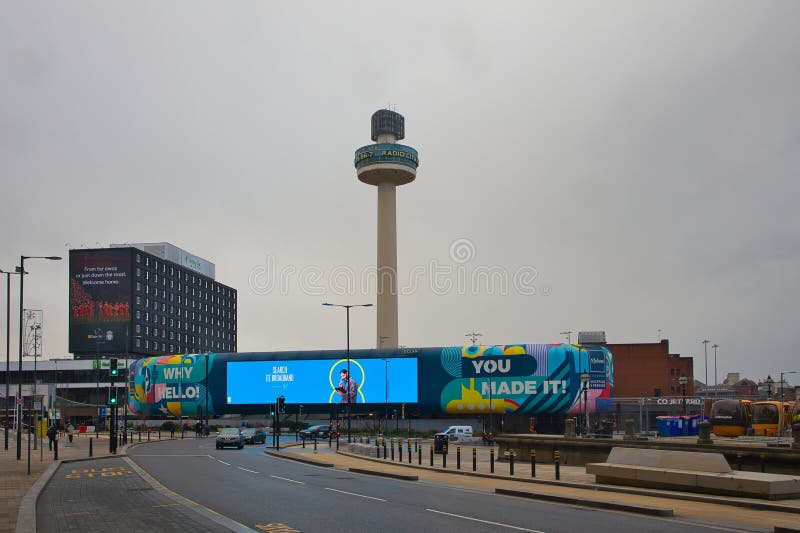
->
436;425;473;441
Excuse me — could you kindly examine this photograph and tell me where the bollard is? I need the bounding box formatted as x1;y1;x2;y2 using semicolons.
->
383;440;387;459
472;447;477;471
760;453;766;473
181;427;184;439
418;446;422;465
509;449;515;476
336;436;339;450
302;438;306;449
430;445;434;466
148;429;150;442
89;437;93;458
408;442;412;464
391;441;395;461
490;447;495;473
442;446;447;469
398;440;402;462
554;450;561;480
457;446;461;470
158;429;161;440
736;453;742;471
54;439;58;461
314;439;318;452
531;449;536;477
138;430;141;442
376;441;380;458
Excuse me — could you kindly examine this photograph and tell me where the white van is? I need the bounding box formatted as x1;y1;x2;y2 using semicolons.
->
436;425;473;441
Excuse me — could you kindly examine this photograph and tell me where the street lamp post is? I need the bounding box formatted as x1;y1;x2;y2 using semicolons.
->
322;302;372;443
16;255;61;463
712;344;719;398
1;268;24;452
679;375;688;415
779;371;796;437
702;340;710;416
765;375;774;400
580;372;590;436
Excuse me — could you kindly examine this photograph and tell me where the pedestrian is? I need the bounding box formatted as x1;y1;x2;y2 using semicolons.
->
67;423;74;443
47;424;57;451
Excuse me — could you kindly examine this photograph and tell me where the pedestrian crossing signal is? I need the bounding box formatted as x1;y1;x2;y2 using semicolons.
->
108;396;118;406
109;358;119;377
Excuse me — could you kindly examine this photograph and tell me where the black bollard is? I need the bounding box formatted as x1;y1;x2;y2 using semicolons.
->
555;450;561;480
89;437;93;458
376;441;380;458
442;447;447;469
531;449;536;478
336;435;339;450
181;427;184;439
429;445;433;466
302;438;306;449
54;439;59;461
457;446;461;470
737;453;742;471
760;453;766;473
391;441;395;461
148;429;150;442
314;439;318;452
138;430;141;442
158;429;161;440
398;440;402;462
509;449;515;476
490;447;495;473
418;446;422;465
472;447;477;472
408;442;412;464
383;440;387;459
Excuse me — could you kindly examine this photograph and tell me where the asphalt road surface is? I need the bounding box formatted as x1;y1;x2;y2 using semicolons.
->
127;439;758;533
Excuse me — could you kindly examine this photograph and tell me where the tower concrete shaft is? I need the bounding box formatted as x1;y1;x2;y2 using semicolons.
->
354;110;419;349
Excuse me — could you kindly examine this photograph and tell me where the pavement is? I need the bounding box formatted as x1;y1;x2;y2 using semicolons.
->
4;430;800;533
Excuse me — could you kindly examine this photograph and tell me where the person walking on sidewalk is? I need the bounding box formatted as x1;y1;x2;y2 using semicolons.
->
47;424;58;451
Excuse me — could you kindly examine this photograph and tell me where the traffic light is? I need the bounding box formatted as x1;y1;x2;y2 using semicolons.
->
108;395;118;406
109;358;119;378
277;396;286;413
269;405;275;417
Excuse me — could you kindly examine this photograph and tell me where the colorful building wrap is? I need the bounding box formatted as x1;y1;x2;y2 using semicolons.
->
128;344;612;417
128;354;216;417
439;344;613;415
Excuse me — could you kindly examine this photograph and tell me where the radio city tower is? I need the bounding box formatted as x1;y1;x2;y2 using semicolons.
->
354;110;419;349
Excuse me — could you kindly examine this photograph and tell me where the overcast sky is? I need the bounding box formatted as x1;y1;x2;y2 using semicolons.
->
2;2;799;386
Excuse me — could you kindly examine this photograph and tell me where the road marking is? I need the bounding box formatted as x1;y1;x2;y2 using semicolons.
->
426;509;544;532
151;503;181;509
270;475;305;484
324;487;386;501
63;511;90;517
238;466;259;474
218;460;231;466
255;524;301;532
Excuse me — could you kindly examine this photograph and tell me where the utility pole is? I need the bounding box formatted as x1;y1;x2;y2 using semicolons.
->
465;331;483;346
702;340;710;416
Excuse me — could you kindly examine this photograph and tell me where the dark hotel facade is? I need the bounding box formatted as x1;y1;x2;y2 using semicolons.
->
69;243;237;358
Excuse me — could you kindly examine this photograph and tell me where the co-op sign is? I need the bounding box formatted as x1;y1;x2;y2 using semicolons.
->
654;398;703;406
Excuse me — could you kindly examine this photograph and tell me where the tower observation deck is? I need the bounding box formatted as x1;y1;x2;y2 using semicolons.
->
354;110;419;348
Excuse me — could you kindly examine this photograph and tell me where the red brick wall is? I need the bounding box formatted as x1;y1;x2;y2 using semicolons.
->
606;340;694;398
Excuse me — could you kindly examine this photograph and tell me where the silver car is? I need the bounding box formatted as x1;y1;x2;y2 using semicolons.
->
216;427;244;449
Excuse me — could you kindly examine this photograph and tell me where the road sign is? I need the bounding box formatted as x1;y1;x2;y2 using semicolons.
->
34;401;42;411
99;406;107;417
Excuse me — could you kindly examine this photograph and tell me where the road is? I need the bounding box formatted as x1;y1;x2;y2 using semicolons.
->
127;438;759;533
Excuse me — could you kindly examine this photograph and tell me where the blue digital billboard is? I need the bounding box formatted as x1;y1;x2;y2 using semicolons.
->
225;357;419;405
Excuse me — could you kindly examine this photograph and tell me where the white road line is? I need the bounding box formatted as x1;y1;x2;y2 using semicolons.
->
237;466;259;474
270;475;305;484
217;460;231;466
426;509;544;533
325;487;387;502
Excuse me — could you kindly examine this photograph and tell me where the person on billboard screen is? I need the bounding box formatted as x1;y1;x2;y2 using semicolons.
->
335;369;357;403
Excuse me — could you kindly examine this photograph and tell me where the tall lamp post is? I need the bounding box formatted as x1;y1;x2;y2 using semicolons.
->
580;372;590;436
679;375;688;415
701;340;710;416
765;375;774;400
322;302;372;443
16;255;61;462
779;371;796;437
712;344;719;398
1;268;24;452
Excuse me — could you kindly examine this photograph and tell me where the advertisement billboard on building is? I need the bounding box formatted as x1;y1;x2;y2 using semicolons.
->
69;249;132;354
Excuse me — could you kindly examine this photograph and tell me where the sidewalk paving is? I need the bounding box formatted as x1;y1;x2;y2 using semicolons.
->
0;429;173;533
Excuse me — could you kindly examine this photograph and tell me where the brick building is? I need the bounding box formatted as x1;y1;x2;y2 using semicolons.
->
607;339;694;398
